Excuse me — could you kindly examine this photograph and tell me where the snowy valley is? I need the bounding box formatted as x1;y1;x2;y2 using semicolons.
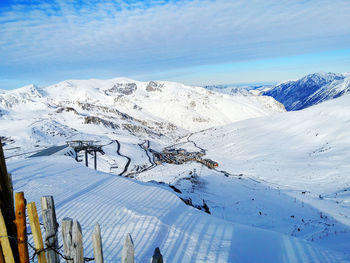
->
1;74;349;262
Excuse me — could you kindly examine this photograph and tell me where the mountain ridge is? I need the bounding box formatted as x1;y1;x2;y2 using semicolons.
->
264;72;350;110
0;77;285;156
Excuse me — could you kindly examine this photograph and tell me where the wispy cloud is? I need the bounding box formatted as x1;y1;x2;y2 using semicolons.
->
0;0;350;88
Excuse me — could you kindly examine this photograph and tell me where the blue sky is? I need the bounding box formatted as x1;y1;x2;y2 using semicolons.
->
1;0;350;89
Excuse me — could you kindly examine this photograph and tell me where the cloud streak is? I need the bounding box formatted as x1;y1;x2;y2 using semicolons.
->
1;0;350;88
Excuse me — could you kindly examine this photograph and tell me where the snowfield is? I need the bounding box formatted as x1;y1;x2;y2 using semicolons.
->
130;94;350;261
188;94;350;255
1;76;350;262
8;156;347;262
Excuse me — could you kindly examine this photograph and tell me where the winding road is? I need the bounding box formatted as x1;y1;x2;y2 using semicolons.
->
139;141;156;169
125;140;157;177
113;134;248;182
186;133;206;154
113;139;157;177
186;133;250;179
115;140;131;176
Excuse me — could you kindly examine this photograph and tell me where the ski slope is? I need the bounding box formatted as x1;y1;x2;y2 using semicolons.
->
186;94;350;255
123;94;350;261
8;156;347;263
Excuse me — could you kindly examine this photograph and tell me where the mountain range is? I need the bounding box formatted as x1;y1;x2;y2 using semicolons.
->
263;72;350;110
1;72;350;262
0;78;284;155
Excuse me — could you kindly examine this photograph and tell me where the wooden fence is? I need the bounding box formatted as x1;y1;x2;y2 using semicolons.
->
1;193;164;263
0;140;164;263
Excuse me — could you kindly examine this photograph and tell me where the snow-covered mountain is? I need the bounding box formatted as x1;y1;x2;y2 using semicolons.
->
264;72;350;110
204;84;275;96
203;85;252;96
0;77;284;155
135;94;350;259
2;76;350;261
43;78;285;131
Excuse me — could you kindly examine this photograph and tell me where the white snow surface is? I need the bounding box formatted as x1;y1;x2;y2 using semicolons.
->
1;77;349;262
189;94;350;254
132;94;350;261
8;156;346;263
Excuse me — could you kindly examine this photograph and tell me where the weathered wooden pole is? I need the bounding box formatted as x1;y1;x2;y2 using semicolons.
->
0;138;19;261
151;247;163;263
0;208;15;263
92;223;103;263
27;202;47;263
0;245;5;263
14;192;29;263
61;218;73;263
121;233;134;263
41;196;60;263
72;220;83;263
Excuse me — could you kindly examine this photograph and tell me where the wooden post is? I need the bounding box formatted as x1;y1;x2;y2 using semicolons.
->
151;247;163;263
72;220;83;263
41;196;60;263
92;223;103;263
121;233;134;263
14;192;29;263
27;202;47;263
0;208;15;263
61;218;73;263
0;139;18;261
0;245;5;263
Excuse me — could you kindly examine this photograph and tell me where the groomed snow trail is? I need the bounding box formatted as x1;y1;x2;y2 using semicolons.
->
9;156;346;263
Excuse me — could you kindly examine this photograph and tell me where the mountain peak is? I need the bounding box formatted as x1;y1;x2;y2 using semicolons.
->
300;72;344;83
264;71;349;111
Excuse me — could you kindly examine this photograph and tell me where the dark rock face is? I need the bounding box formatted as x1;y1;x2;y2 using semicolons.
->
122;123;162;138
146;81;164;92
264;72;347;111
105;83;137;95
56;107;79;114
84;116;120;129
179;197;211;214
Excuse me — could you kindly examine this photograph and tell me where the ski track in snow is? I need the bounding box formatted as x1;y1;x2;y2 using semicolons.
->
8;156;347;263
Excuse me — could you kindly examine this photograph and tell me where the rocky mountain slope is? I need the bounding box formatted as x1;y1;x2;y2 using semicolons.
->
264;72;350;110
203;85;252;96
0;77;284;155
